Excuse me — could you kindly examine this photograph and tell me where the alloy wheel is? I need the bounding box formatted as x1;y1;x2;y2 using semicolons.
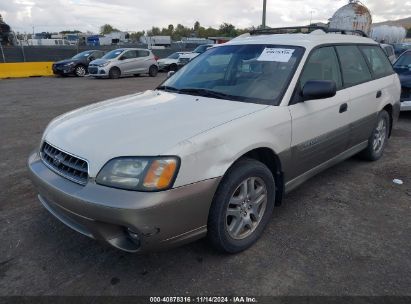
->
225;177;267;240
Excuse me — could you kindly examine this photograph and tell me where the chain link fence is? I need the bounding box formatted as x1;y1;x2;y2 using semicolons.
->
0;43;198;63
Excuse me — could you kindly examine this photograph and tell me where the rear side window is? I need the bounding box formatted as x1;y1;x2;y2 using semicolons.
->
336;45;372;87
137;50;150;57
122;50;137;59
360;45;394;78
300;46;342;90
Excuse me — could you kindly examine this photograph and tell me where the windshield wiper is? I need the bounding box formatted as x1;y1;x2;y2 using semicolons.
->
178;88;237;100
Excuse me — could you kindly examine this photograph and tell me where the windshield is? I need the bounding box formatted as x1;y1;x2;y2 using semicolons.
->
72;51;91;59
394;52;411;68
193;45;211;53
167;52;180;59
158;44;304;105
102;49;124;59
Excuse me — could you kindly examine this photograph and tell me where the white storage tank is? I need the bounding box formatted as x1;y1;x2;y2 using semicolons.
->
329;0;372;35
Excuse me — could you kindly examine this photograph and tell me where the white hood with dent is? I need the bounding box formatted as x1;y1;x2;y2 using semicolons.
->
44;90;267;176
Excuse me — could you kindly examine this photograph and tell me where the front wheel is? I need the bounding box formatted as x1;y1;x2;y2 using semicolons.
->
149;65;158;77
74;65;87;77
359;110;390;161
109;67;121;79
207;158;275;253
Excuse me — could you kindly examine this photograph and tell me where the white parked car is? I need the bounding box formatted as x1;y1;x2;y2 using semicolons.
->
157;52;191;71
88;48;159;78
177;44;214;67
28;29;400;253
380;43;396;63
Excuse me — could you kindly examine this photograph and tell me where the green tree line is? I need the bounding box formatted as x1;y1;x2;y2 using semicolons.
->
99;21;256;41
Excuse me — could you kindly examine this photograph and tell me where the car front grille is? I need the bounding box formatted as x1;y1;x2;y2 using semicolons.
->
401;87;411;101
40;142;89;185
88;66;98;74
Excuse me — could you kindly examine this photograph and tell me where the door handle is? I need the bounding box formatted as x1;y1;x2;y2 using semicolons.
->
339;103;348;113
376;90;382;98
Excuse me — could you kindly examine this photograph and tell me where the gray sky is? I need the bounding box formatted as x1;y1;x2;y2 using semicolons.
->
1;0;410;33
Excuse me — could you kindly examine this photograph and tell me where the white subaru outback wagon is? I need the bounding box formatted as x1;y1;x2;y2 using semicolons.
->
28;29;401;253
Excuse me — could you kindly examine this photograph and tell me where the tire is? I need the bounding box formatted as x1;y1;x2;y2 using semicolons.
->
359;110;390;161
74;65;87;77
207;158;275;253
109;67;121;79
149;65;158;77
169;64;177;72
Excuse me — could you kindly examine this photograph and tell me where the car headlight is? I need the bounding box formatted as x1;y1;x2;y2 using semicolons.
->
96;157;180;191
98;62;110;67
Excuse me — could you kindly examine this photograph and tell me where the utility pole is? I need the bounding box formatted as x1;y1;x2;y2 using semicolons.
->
262;0;267;28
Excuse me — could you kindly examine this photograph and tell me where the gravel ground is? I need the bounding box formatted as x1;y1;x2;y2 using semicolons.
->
0;75;410;296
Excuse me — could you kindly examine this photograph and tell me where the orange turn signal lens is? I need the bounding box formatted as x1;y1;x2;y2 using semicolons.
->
143;159;178;190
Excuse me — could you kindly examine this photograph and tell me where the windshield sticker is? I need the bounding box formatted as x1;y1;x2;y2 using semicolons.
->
115;51;121;55
83;53;90;56
257;48;295;62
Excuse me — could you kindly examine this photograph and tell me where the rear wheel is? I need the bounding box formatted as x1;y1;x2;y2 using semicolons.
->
359;110;390;161
109;67;121;79
207;158;275;253
74;65;87;77
149;65;158;77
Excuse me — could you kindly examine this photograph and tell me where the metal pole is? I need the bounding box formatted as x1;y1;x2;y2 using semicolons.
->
262;0;267;28
0;43;5;63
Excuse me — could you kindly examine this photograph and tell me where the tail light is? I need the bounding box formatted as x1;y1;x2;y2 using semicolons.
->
154;55;159;61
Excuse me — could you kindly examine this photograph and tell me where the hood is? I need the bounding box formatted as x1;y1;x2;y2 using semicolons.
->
44;90;267;176
180;53;199;59
54;58;79;65
158;58;176;64
90;58;109;65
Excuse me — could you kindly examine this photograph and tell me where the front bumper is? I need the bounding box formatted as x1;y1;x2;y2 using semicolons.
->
88;66;109;77
52;65;75;75
28;152;220;252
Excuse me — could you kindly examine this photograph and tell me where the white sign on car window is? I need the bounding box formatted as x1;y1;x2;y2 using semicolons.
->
257;48;295;62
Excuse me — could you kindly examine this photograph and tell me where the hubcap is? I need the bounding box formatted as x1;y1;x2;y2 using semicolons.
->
225;177;267;240
372;118;387;153
76;66;86;76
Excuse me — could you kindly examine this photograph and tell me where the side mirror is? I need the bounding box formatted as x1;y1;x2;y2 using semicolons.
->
302;80;337;101
88;56;95;61
167;71;175;78
118;56;125;61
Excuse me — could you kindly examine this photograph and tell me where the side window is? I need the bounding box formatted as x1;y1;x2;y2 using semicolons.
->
335;45;372;87
137;50;150;57
122;51;137;59
300;46;342;90
359;45;394;78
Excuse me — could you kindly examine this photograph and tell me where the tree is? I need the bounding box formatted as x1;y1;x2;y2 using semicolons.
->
129;31;145;42
60;30;81;34
218;23;238;37
100;24;120;35
147;26;161;36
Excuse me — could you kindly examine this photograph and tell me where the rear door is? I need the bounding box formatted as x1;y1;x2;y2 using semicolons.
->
288;46;351;180
337;45;394;148
134;50;152;73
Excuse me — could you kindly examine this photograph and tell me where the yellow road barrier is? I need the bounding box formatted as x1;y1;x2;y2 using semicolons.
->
0;62;54;79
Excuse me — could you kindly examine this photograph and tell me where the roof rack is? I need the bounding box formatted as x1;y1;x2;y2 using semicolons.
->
250;26;368;37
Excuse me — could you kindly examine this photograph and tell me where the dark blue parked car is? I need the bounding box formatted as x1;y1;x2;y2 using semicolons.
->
393;50;411;111
52;50;105;77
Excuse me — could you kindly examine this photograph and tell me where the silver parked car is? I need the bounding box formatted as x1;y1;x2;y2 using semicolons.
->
88;48;159;78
